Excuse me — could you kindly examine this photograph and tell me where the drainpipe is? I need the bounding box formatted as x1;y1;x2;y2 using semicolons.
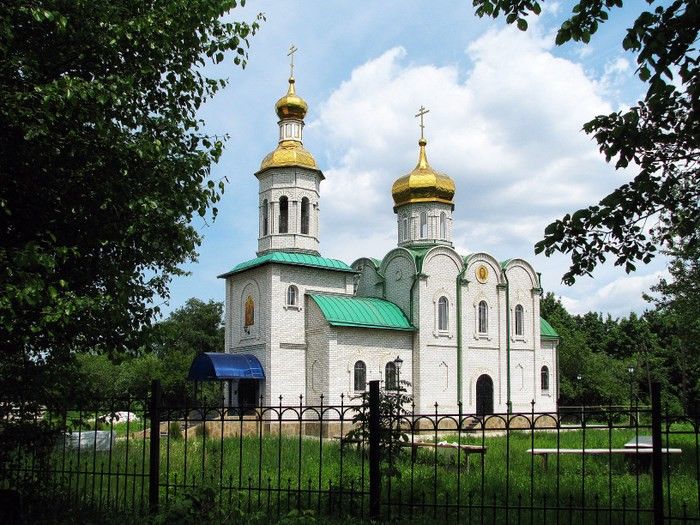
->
409;273;419;322
456;265;467;406
502;268;512;414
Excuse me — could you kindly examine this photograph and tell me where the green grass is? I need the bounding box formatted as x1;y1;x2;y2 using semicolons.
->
5;423;699;523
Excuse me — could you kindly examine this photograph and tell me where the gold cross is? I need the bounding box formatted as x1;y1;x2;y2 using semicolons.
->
287;44;298;78
415;105;430;140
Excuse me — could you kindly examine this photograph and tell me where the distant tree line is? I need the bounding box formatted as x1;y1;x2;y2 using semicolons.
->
543;240;699;414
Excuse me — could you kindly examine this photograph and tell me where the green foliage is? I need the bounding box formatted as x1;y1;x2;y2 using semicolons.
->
540;291;698;411
168;420;183;440
644;239;700;413
74;298;225;405
0;1;263;404
473;0;699;283
346;380;413;478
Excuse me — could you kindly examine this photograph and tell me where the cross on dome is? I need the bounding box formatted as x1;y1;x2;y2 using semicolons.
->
287;44;298;78
415;106;430;140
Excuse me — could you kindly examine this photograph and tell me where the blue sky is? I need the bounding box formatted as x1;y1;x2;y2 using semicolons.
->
163;0;668;318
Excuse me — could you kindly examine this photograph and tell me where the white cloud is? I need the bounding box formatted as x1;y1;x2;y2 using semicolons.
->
309;23;659;314
560;270;667;317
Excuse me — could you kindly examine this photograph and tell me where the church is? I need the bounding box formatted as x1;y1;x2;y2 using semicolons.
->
217;63;559;416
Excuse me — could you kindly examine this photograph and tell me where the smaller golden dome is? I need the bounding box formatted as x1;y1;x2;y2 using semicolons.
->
391;139;455;211
275;78;308;120
258;140;317;173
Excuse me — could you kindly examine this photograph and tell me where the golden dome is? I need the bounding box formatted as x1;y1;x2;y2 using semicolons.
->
391;139;455;211
275;78;308;120
258;140;318;173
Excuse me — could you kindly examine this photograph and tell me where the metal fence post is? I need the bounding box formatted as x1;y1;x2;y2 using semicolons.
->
149;379;161;515
651;382;663;525
369;380;380;520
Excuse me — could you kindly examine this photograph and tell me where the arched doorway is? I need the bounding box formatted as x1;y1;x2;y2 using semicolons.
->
476;374;494;416
238;379;259;411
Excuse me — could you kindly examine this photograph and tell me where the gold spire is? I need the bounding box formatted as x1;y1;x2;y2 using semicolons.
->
258;46;317;174
391;107;455;211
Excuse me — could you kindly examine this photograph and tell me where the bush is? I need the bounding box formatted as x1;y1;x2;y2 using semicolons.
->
168;421;182;440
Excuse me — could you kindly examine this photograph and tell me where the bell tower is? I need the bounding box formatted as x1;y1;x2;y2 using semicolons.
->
255;46;324;256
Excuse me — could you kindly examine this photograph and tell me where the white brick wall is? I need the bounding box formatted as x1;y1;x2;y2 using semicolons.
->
223;249;559;416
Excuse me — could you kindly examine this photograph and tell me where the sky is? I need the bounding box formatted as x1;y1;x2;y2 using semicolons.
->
163;0;669;319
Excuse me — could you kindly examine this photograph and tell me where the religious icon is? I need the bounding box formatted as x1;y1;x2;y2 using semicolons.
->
476;265;488;283
244;295;255;331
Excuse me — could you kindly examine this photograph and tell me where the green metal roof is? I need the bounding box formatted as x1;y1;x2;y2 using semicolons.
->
540;317;559;339
309;294;415;331
218;252;354;278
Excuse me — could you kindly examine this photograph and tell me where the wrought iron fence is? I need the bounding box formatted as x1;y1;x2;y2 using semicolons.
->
0;381;698;524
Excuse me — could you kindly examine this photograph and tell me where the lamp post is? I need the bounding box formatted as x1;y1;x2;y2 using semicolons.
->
576;374;583;423
393;356;404;452
628;365;635;427
394;356;403;394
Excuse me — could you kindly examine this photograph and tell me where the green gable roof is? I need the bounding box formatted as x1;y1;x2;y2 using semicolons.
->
540;317;559;339
218;252;354;278
309;294;415;331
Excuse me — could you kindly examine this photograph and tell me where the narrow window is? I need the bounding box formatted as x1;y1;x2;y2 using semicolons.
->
385;362;397;390
541;366;550;391
403;218;408;241
287;285;298;306
279;196;288;233
515;304;524;336
301;197;310;234
420;212;427;238
262;199;268;236
440;212;446;239
438;296;449;331
354;361;366;392
478;300;488;334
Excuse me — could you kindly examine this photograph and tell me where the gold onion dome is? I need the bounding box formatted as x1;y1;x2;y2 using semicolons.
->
391;138;455;210
275;77;307;120
259;140;317;171
259;77;318;173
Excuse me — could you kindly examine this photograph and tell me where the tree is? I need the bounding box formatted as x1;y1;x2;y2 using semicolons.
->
473;0;699;284
0;1;262;403
644;239;700;413
75;299;225;405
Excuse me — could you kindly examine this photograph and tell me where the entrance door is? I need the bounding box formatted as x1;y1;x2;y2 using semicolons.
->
237;379;259;412
476;374;494;416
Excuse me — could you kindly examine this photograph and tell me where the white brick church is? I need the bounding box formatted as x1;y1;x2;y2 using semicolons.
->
216;69;559;416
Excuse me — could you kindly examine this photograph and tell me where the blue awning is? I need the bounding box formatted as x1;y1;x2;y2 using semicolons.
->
187;352;265;381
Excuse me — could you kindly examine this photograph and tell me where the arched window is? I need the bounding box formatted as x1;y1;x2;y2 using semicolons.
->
420;212;427;238
440;212;446;239
541;366;550;391
438;296;449;331
262;200;268;236
385;362;397;390
514;304;524;336
478;300;488;334
279;196;288;233
301;197;310;235
354;361;366;392
403;218;408;241
286;285;298;306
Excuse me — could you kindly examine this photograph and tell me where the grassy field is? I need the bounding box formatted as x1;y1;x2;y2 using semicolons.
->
7;419;696;523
